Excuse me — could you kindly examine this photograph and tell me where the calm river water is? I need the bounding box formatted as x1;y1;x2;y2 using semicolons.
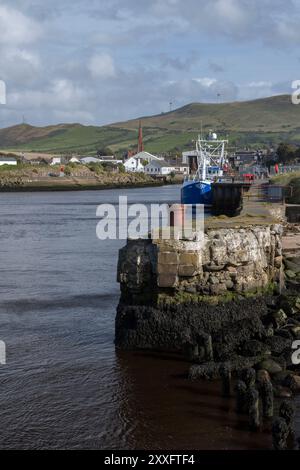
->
0;185;298;449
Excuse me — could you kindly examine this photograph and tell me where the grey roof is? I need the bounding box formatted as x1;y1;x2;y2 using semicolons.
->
168;162;189;167
0;156;17;162
80;156;102;163
133;151;161;161
146;159;173;168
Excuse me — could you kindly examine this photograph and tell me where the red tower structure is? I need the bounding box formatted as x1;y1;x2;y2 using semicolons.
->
138;120;144;153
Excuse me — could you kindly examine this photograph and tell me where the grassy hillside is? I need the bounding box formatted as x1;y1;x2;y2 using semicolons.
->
112;95;300;132
0;124;137;154
1;95;300;155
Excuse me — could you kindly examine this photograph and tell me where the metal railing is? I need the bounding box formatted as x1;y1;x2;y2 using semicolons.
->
269;165;300;175
259;184;293;203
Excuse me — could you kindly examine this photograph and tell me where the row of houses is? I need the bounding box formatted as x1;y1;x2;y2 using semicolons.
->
123;151;189;176
0;154;120;167
0;150;189;176
0;154;62;166
1;146;267;174
72;151;189;175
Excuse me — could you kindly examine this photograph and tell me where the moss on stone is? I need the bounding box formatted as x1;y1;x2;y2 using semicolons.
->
156;282;277;308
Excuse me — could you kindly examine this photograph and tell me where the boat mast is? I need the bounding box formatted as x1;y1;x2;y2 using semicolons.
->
195;131;228;181
195;134;207;181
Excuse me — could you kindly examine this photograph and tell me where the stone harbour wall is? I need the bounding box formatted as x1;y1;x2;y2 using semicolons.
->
117;224;284;304
115;223;287;353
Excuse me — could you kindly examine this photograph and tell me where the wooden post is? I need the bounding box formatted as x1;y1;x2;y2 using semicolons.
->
220;363;231;397
260;380;274;418
235;380;247;414
247;387;260;431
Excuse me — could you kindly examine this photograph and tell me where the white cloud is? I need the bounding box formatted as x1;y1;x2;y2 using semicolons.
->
52;109;94;122
7;78;93;114
88;53;116;79
0;5;41;45
0;48;40;83
237;80;291;100
247;81;273;88
194;78;218;87
164;77;238;104
214;0;246;26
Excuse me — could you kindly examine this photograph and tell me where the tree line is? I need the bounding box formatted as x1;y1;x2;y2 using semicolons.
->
276;143;300;164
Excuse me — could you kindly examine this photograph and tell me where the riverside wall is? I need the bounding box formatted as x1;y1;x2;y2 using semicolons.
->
117;224;283;303
115;223;285;356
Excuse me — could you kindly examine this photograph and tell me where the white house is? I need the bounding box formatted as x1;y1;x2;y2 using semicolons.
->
124;156;144;172
0;156;17;166
144;160;174;176
172;164;189;175
50;156;62;166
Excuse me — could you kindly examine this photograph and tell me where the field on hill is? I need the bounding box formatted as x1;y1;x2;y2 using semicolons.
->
1;95;300;155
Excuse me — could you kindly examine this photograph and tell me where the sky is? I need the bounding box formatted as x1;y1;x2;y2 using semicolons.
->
0;0;299;127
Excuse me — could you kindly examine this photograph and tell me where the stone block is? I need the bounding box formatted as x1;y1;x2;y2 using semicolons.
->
225;280;234;289
155;241;176;252
178;264;198;277
184;285;197;294
157;263;178;275
179;252;200;266
157;274;178;288
158;251;178;265
210;283;227;295
204;263;225;272
209;275;219;285
227;266;237;273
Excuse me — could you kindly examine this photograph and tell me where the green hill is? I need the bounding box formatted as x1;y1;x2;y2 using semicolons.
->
1;95;300;155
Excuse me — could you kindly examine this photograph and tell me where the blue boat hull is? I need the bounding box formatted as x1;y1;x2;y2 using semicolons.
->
181;180;212;205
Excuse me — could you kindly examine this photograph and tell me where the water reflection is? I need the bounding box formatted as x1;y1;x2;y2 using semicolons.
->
115;349;272;450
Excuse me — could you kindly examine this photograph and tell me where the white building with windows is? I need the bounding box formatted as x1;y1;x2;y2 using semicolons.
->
144;160;174;176
50;156;62;166
172;164;189;175
0;156;17;166
124;156;144;172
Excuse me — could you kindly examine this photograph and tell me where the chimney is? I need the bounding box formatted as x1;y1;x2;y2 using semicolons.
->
138;120;144;153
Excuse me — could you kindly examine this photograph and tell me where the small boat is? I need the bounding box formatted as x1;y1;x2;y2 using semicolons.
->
181;131;228;206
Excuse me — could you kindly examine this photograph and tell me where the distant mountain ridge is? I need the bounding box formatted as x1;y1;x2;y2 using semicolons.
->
0;95;299;154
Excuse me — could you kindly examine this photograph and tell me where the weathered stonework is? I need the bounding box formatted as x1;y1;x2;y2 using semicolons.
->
117;224;284;304
115;223;286;355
